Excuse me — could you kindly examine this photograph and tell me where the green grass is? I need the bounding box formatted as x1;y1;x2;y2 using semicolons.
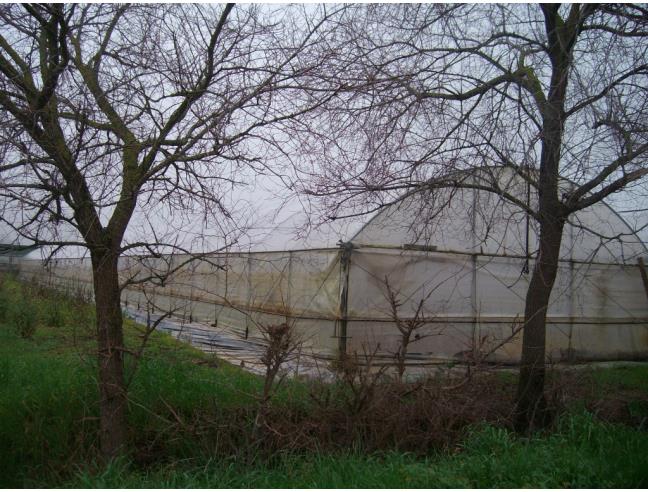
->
0;274;263;487
1;273;647;488
61;413;648;488
589;364;648;394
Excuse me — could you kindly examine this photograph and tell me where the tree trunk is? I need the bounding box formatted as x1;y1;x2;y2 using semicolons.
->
514;6;576;432
91;249;127;460
514;215;564;432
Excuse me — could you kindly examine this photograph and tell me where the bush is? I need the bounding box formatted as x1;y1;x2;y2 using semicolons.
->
0;289;8;323
9;298;38;339
43;298;65;328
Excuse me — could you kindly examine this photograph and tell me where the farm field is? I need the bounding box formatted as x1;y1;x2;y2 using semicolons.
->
1;274;647;488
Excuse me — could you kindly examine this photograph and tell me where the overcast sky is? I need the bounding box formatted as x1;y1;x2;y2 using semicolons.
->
1;4;647;260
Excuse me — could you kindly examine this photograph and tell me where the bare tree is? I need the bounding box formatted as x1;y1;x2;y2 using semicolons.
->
383;275;438;383
0;3;344;458
293;4;648;431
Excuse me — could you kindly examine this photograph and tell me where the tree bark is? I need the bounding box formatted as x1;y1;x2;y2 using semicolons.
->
513;4;579;434
514;215;564;432
91;248;127;460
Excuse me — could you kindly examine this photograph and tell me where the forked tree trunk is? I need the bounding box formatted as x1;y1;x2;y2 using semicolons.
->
514;215;564;432
91;249;127;460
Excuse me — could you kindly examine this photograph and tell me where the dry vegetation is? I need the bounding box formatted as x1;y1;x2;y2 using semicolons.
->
1;272;647;487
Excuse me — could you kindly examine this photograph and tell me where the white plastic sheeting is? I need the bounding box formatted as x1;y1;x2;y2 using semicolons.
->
12;241;648;364
10;168;648;364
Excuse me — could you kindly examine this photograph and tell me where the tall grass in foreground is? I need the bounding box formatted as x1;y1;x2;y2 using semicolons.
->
0;273;647;488
0;274;266;487
65;413;648;488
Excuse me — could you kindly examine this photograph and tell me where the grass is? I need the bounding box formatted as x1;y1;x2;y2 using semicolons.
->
589;363;648;394
0;274;264;487
0;272;647;488
61;414;648;488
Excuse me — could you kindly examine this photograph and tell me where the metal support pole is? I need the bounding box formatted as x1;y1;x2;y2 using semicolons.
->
523;179;531;274
567;259;575;361
470;184;479;352
471;253;478;354
566;222;575;361
638;257;648;304
287;251;293;322
245;255;252;339
337;241;353;359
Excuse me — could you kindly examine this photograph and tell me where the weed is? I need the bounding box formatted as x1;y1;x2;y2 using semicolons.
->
255;322;303;437
42;297;65;328
59;415;648;488
0;288;8;322
9;297;38;339
1;275;647;488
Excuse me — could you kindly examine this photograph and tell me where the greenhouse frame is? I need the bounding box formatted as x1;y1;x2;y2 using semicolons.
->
8;169;648;366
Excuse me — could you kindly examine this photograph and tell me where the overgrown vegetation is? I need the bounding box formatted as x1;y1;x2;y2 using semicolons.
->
1;273;646;488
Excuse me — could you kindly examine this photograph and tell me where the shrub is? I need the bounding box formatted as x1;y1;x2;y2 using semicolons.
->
43;298;65;328
0;288;8;322
10;298;38;339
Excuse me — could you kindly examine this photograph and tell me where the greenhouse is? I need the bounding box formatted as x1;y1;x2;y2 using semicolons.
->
12;168;648;366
